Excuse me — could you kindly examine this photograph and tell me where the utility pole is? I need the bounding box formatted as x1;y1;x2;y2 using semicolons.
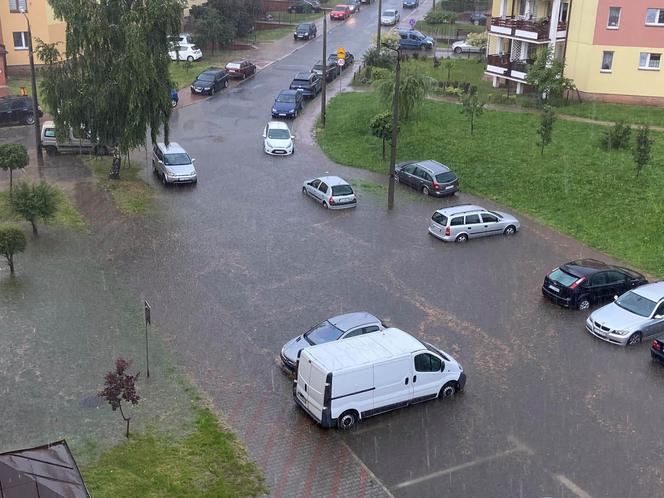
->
387;47;401;210
321;13;327;127
377;0;382;48
21;11;43;166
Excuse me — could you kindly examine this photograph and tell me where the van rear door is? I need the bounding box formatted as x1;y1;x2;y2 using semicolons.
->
296;353;326;422
372;356;413;415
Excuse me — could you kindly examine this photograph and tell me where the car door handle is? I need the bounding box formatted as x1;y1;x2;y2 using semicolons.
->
404;377;409;385
413;375;417;383
484;225;489;228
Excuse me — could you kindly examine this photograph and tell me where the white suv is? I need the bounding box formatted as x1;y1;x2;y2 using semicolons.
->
152;142;197;185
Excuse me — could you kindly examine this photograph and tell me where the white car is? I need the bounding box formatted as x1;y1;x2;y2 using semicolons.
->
302;175;357;209
263;121;294;156
381;9;400;25
452;39;485;54
169;43;202;62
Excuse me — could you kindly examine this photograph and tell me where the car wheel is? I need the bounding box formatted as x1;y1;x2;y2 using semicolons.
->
211;87;216;96
394;174;400;183
25;114;35;125
503;225;516;236
242;73;246;80
223;79;229;88
455;233;468;243
322;201;329;209
302;187;307;195
152;161;157;174
422;186;430;196
454;47;462;54
46;145;57;156
627;332;642;346
577;297;591;311
293;109;298;118
439;382;457;399
161;173;168;186
171;99;178;107
187;56;194;62
337;410;357;430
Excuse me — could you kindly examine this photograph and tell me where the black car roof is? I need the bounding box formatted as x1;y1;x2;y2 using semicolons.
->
199;68;224;76
296;22;315;28
294;72;314;80
560;259;614;277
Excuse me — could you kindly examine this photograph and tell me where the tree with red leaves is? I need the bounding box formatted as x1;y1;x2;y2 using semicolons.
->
99;358;141;438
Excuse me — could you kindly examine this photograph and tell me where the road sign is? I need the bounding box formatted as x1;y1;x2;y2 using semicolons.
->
337;47;346;59
337;58;345;67
144;300;151;325
408;18;416;28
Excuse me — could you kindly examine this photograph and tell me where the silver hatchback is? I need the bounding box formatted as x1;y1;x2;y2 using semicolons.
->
302;176;357;209
429;204;520;242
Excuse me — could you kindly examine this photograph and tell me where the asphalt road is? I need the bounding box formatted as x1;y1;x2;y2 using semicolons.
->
7;2;664;497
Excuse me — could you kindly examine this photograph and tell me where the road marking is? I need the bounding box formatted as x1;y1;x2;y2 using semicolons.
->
340;439;396;498
554;474;593;498
394;436;533;490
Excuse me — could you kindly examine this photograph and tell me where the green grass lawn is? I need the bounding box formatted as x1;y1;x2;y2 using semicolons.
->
415;21;485;38
318;91;664;276
0;187;86;231
84;157;154;215
555;101;664;128
83;407;267;497
252;27;295;43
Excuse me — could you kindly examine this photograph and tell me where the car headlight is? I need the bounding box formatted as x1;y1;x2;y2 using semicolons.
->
272;108;277;113
615;330;630;336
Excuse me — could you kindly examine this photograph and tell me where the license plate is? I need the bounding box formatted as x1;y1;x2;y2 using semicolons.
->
548;285;560;292
445;185;454;189
279;113;286;116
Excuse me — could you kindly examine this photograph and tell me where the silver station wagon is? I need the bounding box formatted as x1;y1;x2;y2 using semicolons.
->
429;204;520;242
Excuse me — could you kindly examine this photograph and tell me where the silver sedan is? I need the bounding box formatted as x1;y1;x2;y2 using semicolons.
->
586;281;664;346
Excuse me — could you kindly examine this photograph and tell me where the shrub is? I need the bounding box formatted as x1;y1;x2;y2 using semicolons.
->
599;121;632;150
10;181;59;235
363;46;397;69
0;224;26;276
424;10;457;24
371;67;392;81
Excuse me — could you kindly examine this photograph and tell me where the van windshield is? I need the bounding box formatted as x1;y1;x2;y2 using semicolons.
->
304;321;344;345
164;153;191;166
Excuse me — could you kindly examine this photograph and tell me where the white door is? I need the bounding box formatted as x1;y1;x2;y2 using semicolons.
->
411;352;444;402
372;356;413;415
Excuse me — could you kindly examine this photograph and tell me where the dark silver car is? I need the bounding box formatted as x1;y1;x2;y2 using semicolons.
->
395;159;459;197
280;312;386;371
302;175;357;209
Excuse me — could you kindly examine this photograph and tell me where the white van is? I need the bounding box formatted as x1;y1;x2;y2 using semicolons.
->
294;328;466;430
41;120;110;156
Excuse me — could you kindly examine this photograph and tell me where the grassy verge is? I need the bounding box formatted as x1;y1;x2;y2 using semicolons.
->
415;21;484;38
554;101;664;128
252;27;295;43
318;91;664;276
0;188;86;231
84;157;154;215
82;406;267;497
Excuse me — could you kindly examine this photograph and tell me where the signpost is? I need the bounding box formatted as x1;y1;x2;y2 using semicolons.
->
337;48;346;92
144;300;151;379
337;47;346;60
408;18;416;29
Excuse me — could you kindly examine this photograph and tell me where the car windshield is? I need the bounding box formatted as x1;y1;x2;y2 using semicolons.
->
293;78;310;85
615;291;657;317
432;212;447;225
331;185;353;196
197;74;215;82
226;63;241;69
267;128;290;139
383;10;395;16
164;152;191;166
277;94;296;103
548;268;578;287
436;172;456;183
297;25;310;31
304;321;344;344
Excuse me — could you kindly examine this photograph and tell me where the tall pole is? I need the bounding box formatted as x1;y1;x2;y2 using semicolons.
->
321;13;327;127
22;12;43;167
387;49;400;210
377;0;382;48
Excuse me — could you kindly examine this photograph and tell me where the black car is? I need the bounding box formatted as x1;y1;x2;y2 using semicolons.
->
312;60;339;82
0;96;43;126
289;72;322;98
288;0;320;13
469;11;488;25
651;338;664;363
395;160;459;197
294;22;317;40
190;68;230;96
542;259;648;311
327;51;354;70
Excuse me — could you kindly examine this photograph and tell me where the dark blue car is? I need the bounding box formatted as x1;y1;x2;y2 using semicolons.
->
271;89;304;119
403;0;418;7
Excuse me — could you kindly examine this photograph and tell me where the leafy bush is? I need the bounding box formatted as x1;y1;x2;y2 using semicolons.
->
599;121;632;150
486;93;518;105
371;67;392;81
424;10;457;24
363;46;397;69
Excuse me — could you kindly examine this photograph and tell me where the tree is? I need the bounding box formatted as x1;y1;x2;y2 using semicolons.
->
99;358;141;438
191;6;236;55
194;0;261;38
36;0;184;156
369;112;398;160
0;224;26;276
377;69;435;120
442;58;455;81
633;126;653;177
460;92;484;135
536;105;556;156
526;46;576;103
466;31;488;50
0;144;29;193
10;182;59;235
599;121;631;150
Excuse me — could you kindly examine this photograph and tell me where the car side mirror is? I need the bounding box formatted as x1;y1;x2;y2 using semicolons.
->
291;134;296;139
158;159;164;165
192;158;196;163
613;295;618;301
655;315;663;320
262;133;266;138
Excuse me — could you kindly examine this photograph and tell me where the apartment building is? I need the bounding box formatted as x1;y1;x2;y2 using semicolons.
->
485;0;664;104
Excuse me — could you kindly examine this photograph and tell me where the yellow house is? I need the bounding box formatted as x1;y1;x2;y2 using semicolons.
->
0;0;66;70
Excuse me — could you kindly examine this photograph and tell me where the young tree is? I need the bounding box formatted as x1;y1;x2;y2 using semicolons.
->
377;69;435;120
633;126;653;177
99;358;141;438
0;224;26;276
460;92;484;135
36;0;184;156
191;6;236;55
442;58;455;81
369;112;398;160
10;182;59;235
526;46;575;103
0;144;29;193
537;105;556;156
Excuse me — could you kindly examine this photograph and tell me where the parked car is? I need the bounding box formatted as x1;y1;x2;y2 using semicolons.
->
403;0;419;8
288;0;321;13
381;9;400;25
294;22;317;40
542;259;647;311
280;312;385;371
395;159;458;196
327;51;354;69
586;282;664;346
152;142;197;185
330;5;351;20
428;204;520;243
294;328;466;430
651;337;664;363
170;89;179;107
360;0;373;3
0;96;42;126
289;72;322;98
271;89;304;118
225;59;256;79
168;43;202;62
169;33;195;46
452;38;485;54
263;121;295;156
312;60;339;82
42;121;110;156
344;0;361;13
302;176;357;209
469;11;488;25
190;68;229;95
396;28;434;50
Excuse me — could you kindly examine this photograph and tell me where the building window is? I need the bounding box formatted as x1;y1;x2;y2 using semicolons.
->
645;8;664;25
601;51;614;71
639;52;661;70
8;0;27;12
12;32;29;50
607;7;621;28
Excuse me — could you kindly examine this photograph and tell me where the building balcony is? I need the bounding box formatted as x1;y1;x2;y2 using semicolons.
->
485;54;534;82
489;16;567;43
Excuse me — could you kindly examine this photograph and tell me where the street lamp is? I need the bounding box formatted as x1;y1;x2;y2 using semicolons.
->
20;10;43;166
377;0;382;48
381;44;401;210
321;9;329;127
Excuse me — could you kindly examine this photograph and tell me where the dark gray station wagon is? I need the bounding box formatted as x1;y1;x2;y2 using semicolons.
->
395;160;459;197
